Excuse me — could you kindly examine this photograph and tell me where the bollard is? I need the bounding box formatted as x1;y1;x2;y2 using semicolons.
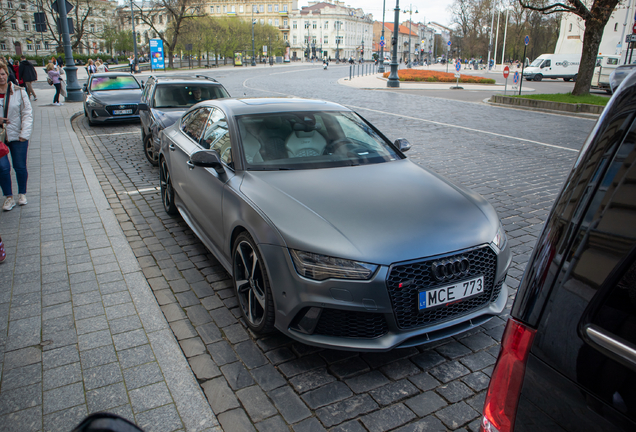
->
349;65;352;81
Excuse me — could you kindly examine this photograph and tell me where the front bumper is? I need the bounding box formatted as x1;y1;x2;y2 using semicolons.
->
259;243;511;352
86;103;140;123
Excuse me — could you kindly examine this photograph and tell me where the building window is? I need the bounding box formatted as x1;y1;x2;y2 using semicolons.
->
223;5;227;13
260;18;264;24
311;36;316;44
324;21;328;29
136;17;139;25
275;18;279;26
324;35;328;44
44;41;49;49
312;21;317;29
23;19;29;31
27;43;32;50
210;6;214;13
231;5;235;12
283;33;287;41
159;15;163;23
292;20;297;29
90;23;95;32
614;22;618;31
268;4;272;12
7;1;12;8
11;19;17;30
268;18;272;25
20;2;25;9
304;21;308;29
569;23;572;32
239;5;243;13
283;19;287;26
283;5;287;12
259;5;264;12
274;5;278;12
0;42;6;50
293;35;297;44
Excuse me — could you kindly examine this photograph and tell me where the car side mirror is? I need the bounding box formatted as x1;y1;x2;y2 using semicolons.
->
138;103;149;111
190;150;225;175
82;84;87;93
394;138;411;153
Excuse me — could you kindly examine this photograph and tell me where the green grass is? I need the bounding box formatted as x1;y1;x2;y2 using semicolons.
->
508;92;609;106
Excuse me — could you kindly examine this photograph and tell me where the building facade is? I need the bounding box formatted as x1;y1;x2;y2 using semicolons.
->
372;22;417;62
554;0;634;63
1;0;118;57
288;0;373;61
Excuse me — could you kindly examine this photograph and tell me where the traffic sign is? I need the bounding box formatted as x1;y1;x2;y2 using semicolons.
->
447;41;451;46
380;36;384;41
455;61;461;72
513;71;520;84
633;22;636;33
51;0;73;13
379;41;385;47
503;66;510;79
524;35;530;46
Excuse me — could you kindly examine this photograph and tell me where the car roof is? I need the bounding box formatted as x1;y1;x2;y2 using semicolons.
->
149;75;222;84
90;72;137;78
193;97;349;116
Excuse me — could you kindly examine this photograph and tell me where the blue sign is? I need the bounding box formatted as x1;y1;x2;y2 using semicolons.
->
379;41;385;47
380;36;384;41
150;39;165;70
524;35;530;46
447;41;451;46
455;61;461;72
513;71;520;84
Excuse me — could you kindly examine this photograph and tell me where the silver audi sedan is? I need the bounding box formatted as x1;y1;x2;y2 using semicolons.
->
159;98;511;351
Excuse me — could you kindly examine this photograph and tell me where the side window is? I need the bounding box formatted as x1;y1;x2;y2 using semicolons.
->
180;108;211;143
202;108;232;165
543;60;551;68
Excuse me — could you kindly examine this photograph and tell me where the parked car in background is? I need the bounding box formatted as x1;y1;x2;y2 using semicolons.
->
591;55;620;93
138;74;230;165
610;64;636;94
481;69;636;432
82;73;143;126
158;97;511;351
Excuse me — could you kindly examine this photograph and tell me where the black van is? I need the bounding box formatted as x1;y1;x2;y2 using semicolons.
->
480;72;636;432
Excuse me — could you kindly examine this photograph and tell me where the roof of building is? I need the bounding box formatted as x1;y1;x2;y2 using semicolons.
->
384;23;418;37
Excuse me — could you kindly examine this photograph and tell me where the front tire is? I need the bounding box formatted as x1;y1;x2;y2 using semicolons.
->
159;158;177;215
144;135;159;166
534;74;543;82
232;233;275;334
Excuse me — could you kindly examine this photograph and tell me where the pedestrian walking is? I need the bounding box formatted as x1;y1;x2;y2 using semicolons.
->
128;55;135;73
18;55;37;101
87;59;96;75
46;63;62;106
96;59;106;73
0;62;33;211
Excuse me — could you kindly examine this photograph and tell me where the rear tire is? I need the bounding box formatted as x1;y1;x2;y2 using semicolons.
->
144;135;159;166
232;233;275;334
534;74;543;82
564;78;571;82
159;158;177;215
573;74;577;82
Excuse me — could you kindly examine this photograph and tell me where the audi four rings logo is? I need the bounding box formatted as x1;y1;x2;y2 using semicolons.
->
431;258;470;281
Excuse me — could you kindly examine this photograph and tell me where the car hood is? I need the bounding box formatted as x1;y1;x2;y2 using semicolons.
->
240;159;498;265
151;108;185;129
89;89;142;104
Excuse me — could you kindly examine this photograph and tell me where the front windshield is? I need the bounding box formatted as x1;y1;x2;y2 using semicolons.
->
237;111;401;170
530;58;544;67
90;76;140;91
153;84;229;108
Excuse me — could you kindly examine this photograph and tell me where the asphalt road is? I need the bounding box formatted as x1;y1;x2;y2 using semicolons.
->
72;63;597;432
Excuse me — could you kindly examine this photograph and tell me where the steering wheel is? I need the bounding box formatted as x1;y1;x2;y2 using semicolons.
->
325;138;356;154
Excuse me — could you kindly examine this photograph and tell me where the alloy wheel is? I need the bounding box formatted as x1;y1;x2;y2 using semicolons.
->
234;240;266;328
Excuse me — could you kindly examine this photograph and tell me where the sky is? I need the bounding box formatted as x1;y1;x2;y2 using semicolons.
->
297;0;455;27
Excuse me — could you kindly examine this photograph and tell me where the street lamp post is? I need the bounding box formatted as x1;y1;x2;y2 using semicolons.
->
251;6;258;66
403;4;417;68
130;0;138;72
335;21;340;61
378;0;387;73
387;0;400;87
57;0;82;101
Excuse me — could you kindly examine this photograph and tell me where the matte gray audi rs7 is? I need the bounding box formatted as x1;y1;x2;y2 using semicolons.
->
159;98;511;351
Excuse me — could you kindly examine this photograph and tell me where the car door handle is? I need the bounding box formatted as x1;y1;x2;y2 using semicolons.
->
187;160;195;170
169;144;176;151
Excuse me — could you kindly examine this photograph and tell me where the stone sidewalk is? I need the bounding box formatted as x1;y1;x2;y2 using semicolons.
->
0;88;220;432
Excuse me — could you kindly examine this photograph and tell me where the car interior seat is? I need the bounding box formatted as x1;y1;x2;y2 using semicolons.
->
285;120;327;157
238;121;263;163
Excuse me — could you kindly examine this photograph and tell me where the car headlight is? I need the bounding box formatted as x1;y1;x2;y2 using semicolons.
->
86;97;104;108
290;249;378;281
491;221;507;253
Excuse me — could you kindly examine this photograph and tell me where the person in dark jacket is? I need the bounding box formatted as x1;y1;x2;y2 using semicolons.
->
18;56;37;101
57;56;64;67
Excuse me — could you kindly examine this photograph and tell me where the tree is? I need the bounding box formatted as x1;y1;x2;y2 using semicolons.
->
0;1;20;33
133;0;201;68
519;0;620;95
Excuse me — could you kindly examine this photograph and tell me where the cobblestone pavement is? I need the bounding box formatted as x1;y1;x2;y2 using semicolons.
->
71;65;594;432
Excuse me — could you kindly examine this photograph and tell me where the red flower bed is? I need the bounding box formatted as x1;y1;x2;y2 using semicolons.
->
382;69;495;84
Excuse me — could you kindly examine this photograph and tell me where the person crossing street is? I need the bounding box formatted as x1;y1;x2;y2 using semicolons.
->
18;55;37;101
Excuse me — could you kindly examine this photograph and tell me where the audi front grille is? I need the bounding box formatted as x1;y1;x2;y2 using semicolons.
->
386;246;498;329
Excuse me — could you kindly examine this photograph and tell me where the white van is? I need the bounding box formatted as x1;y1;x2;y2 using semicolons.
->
591;55;620;93
523;54;581;82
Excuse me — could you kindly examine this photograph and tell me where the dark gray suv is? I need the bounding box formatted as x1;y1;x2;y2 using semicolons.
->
139;75;230;165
